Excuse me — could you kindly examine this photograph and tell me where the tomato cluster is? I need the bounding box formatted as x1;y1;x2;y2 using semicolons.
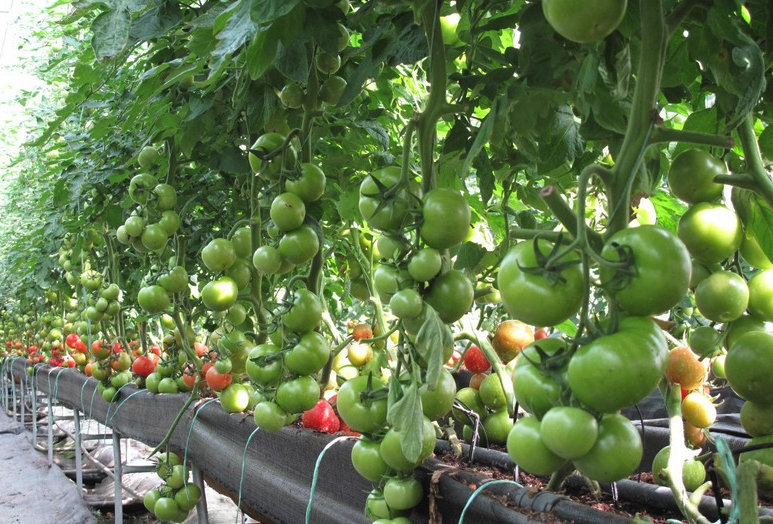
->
143;452;202;523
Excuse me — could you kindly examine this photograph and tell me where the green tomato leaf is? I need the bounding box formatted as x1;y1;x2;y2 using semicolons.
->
91;9;131;60
759;124;773;162
386;381;424;463
415;305;452;390
733;188;773;264
454;242;487;271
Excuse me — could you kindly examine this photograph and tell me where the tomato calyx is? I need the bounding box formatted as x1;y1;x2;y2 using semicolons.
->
516;237;581;286
598;242;637;288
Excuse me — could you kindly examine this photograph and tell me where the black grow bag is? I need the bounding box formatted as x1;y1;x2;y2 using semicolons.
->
3;357;768;524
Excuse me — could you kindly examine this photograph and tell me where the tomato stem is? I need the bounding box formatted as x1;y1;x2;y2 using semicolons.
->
737;114;773;210
648;127;734;149
607;1;667;236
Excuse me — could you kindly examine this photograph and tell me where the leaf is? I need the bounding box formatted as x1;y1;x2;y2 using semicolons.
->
733;188;773;263
250;0;300;24
91;8;131;60
454;242;487;271
274;38;310;83
759;124;773;162
415;306;452;390
213;0;258;65
386;381;424;463
539;105;584;169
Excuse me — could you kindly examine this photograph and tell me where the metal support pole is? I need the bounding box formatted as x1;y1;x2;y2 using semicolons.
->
47;386;54;467
19;373;25;428
112;431;123;524
31;371;37;444
73;409;83;494
11;370;17;419
1;361;7;411
192;463;210;524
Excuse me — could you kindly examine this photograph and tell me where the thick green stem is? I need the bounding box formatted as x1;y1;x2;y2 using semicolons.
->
737;460;760;524
300;45;319;164
607;1;666;236
648;128;734;149
539;186;604;252
546;460;575;492
416;0;449;193
737;115;773;210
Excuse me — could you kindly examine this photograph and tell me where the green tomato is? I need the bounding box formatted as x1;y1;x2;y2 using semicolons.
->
506;415;566;476
279;83;304;109
319;76;347;106
725;331;773;405
379;417;436;472
153;183;178;211
600;225;691;316
152;497;181;521
668;149;726;204
253;401;290;432
231;226;252;259
284;331;330;376
567;316;667;413
418;367;457;421
424;269;474;324
478;373;507;412
678;203;743;264
224;257;253;289
200;277;239;312
420;188;471;250
275;375;320;414
542;0;627;43
383;476;424;511
174;483;202;512
407;248;442;282
498;240;583;327
246;344;282;385
157;266;188;294
740;400;773;437
252;245;283;274
746;269;773;321
740;233;773;269
141;223;169;252
137;285;171;314
572;413;642;482
452;386;487;424
337;375;388;434
286;163;326;203
482;409;514;446
270;192;306;232
389;288;423;320
724;314;767;349
358;167;419;232
158;210;181;236
278;224;319;265
201;238;236;273
539;406;598;460
315;51;341;74
694;270;749;323
282;289;323;333
129;173;157;205
351;437;390;482
651;446;706;492
513;338;567;419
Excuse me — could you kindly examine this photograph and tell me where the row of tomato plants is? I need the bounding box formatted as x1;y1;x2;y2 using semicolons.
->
2;1;773;524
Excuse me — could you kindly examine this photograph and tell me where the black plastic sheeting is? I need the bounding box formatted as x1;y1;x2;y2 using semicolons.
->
4;358;764;524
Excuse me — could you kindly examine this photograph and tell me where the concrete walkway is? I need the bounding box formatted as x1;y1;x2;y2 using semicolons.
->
0;409;97;524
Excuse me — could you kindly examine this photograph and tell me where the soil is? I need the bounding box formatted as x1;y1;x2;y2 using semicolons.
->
436;446;709;524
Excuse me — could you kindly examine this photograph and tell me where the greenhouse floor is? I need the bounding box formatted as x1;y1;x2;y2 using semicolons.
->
0;409;97;524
